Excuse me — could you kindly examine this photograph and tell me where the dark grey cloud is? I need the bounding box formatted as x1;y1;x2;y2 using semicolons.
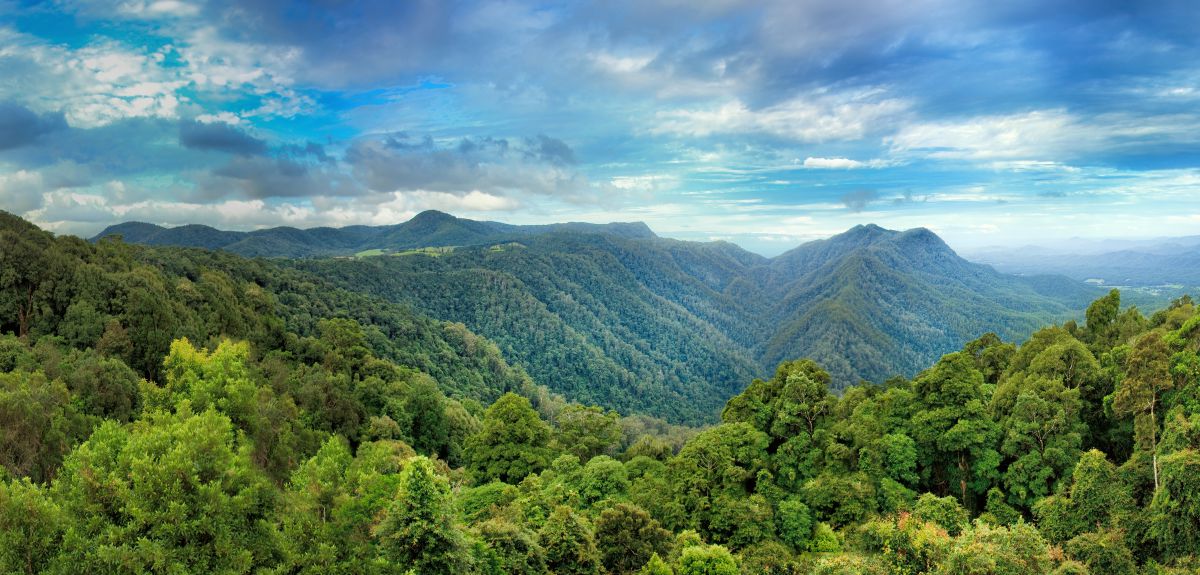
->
345;133;588;198
841;188;879;212
199;155;362;200
0;102;66;151
179;120;269;156
526;134;576;166
282;141;335;164
205;0;457;88
0;118;218;191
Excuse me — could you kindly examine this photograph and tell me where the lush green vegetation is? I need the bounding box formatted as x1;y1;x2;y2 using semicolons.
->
4;209;1200;573
288;223;1102;423
99;212;1113;424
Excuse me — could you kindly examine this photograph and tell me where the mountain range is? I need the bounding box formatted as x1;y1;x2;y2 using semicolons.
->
967;238;1200;287
97;211;1103;422
97;211;656;258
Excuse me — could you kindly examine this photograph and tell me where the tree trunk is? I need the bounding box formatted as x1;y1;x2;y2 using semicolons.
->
1151;400;1160;493
958;453;968;505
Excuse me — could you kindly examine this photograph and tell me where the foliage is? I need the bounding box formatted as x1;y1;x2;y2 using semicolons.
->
466;393;554;484
677;544;740;575
374;456;471;574
594;503;673;575
539;505;601;575
2;212;1200;574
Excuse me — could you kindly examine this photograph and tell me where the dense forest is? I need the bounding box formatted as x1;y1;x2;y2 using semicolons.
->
101;212;1112;423
5;210;1200;574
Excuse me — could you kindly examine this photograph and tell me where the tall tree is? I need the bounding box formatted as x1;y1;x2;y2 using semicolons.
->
465;393;554;484
539;505;601;575
53;409;280;573
374;456;471;574
553;404;622;461
594;503;672;575
0;477;63;575
911;352;999;508
1112;331;1174;492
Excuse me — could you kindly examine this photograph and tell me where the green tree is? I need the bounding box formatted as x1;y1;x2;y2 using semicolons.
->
1033;449;1134;544
911;352;999;507
554;404;622;461
539;505;601;575
1064;529;1135;575
639;553;673;575
278;436;383;575
475;517;548;575
913;493;970;536
770;366;833;442
403;374;450;458
0;221;52;338
937;521;1052;575
595;503;673;575
668;422;768;538
1084;289;1121;349
0;370;91;482
54;409;279;573
1148;448;1200;560
992;373;1084;509
580;455;630;505
466;393;554;484
0;477;64;575
777;496;814;551
676;544;739;575
374;456;470;574
810;522;841;553
1112;332;1174;493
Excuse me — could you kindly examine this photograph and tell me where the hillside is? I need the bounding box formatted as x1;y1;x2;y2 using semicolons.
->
0;210;544;407
280;220;1102;419
5;207;1200;574
93;212;1108;421
94;210;657;258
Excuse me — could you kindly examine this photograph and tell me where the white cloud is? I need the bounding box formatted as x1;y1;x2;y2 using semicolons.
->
651;89;909;142
0;28;187;127
801;156;892;169
888;109;1076;161
119;0;201;18
0;170;47;213
889;109;1200;162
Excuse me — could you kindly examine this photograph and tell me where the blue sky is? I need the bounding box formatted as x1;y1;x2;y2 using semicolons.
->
1;0;1199;255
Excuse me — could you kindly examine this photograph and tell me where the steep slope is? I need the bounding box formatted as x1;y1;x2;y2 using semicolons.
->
1;211;532;404
96;212;1107;421
288;233;762;423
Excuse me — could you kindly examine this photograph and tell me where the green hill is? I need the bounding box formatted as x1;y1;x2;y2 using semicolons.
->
93;209;656;258
92;211;1105;423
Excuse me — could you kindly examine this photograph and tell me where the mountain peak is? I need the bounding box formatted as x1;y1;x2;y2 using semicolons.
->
828;223;896;245
895;227;953;253
408;210;458;225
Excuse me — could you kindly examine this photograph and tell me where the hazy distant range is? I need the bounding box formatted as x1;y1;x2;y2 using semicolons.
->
963;235;1200;290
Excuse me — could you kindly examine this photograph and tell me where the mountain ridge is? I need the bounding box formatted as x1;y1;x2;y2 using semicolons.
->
92;211;1106;421
94;210;658;258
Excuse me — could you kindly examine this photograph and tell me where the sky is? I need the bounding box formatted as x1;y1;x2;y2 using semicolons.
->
1;0;1199;256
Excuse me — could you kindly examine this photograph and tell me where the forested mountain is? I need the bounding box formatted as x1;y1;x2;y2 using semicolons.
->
5;209;1200;574
98;212;1107;423
283;221;1101;421
95;209;656;258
